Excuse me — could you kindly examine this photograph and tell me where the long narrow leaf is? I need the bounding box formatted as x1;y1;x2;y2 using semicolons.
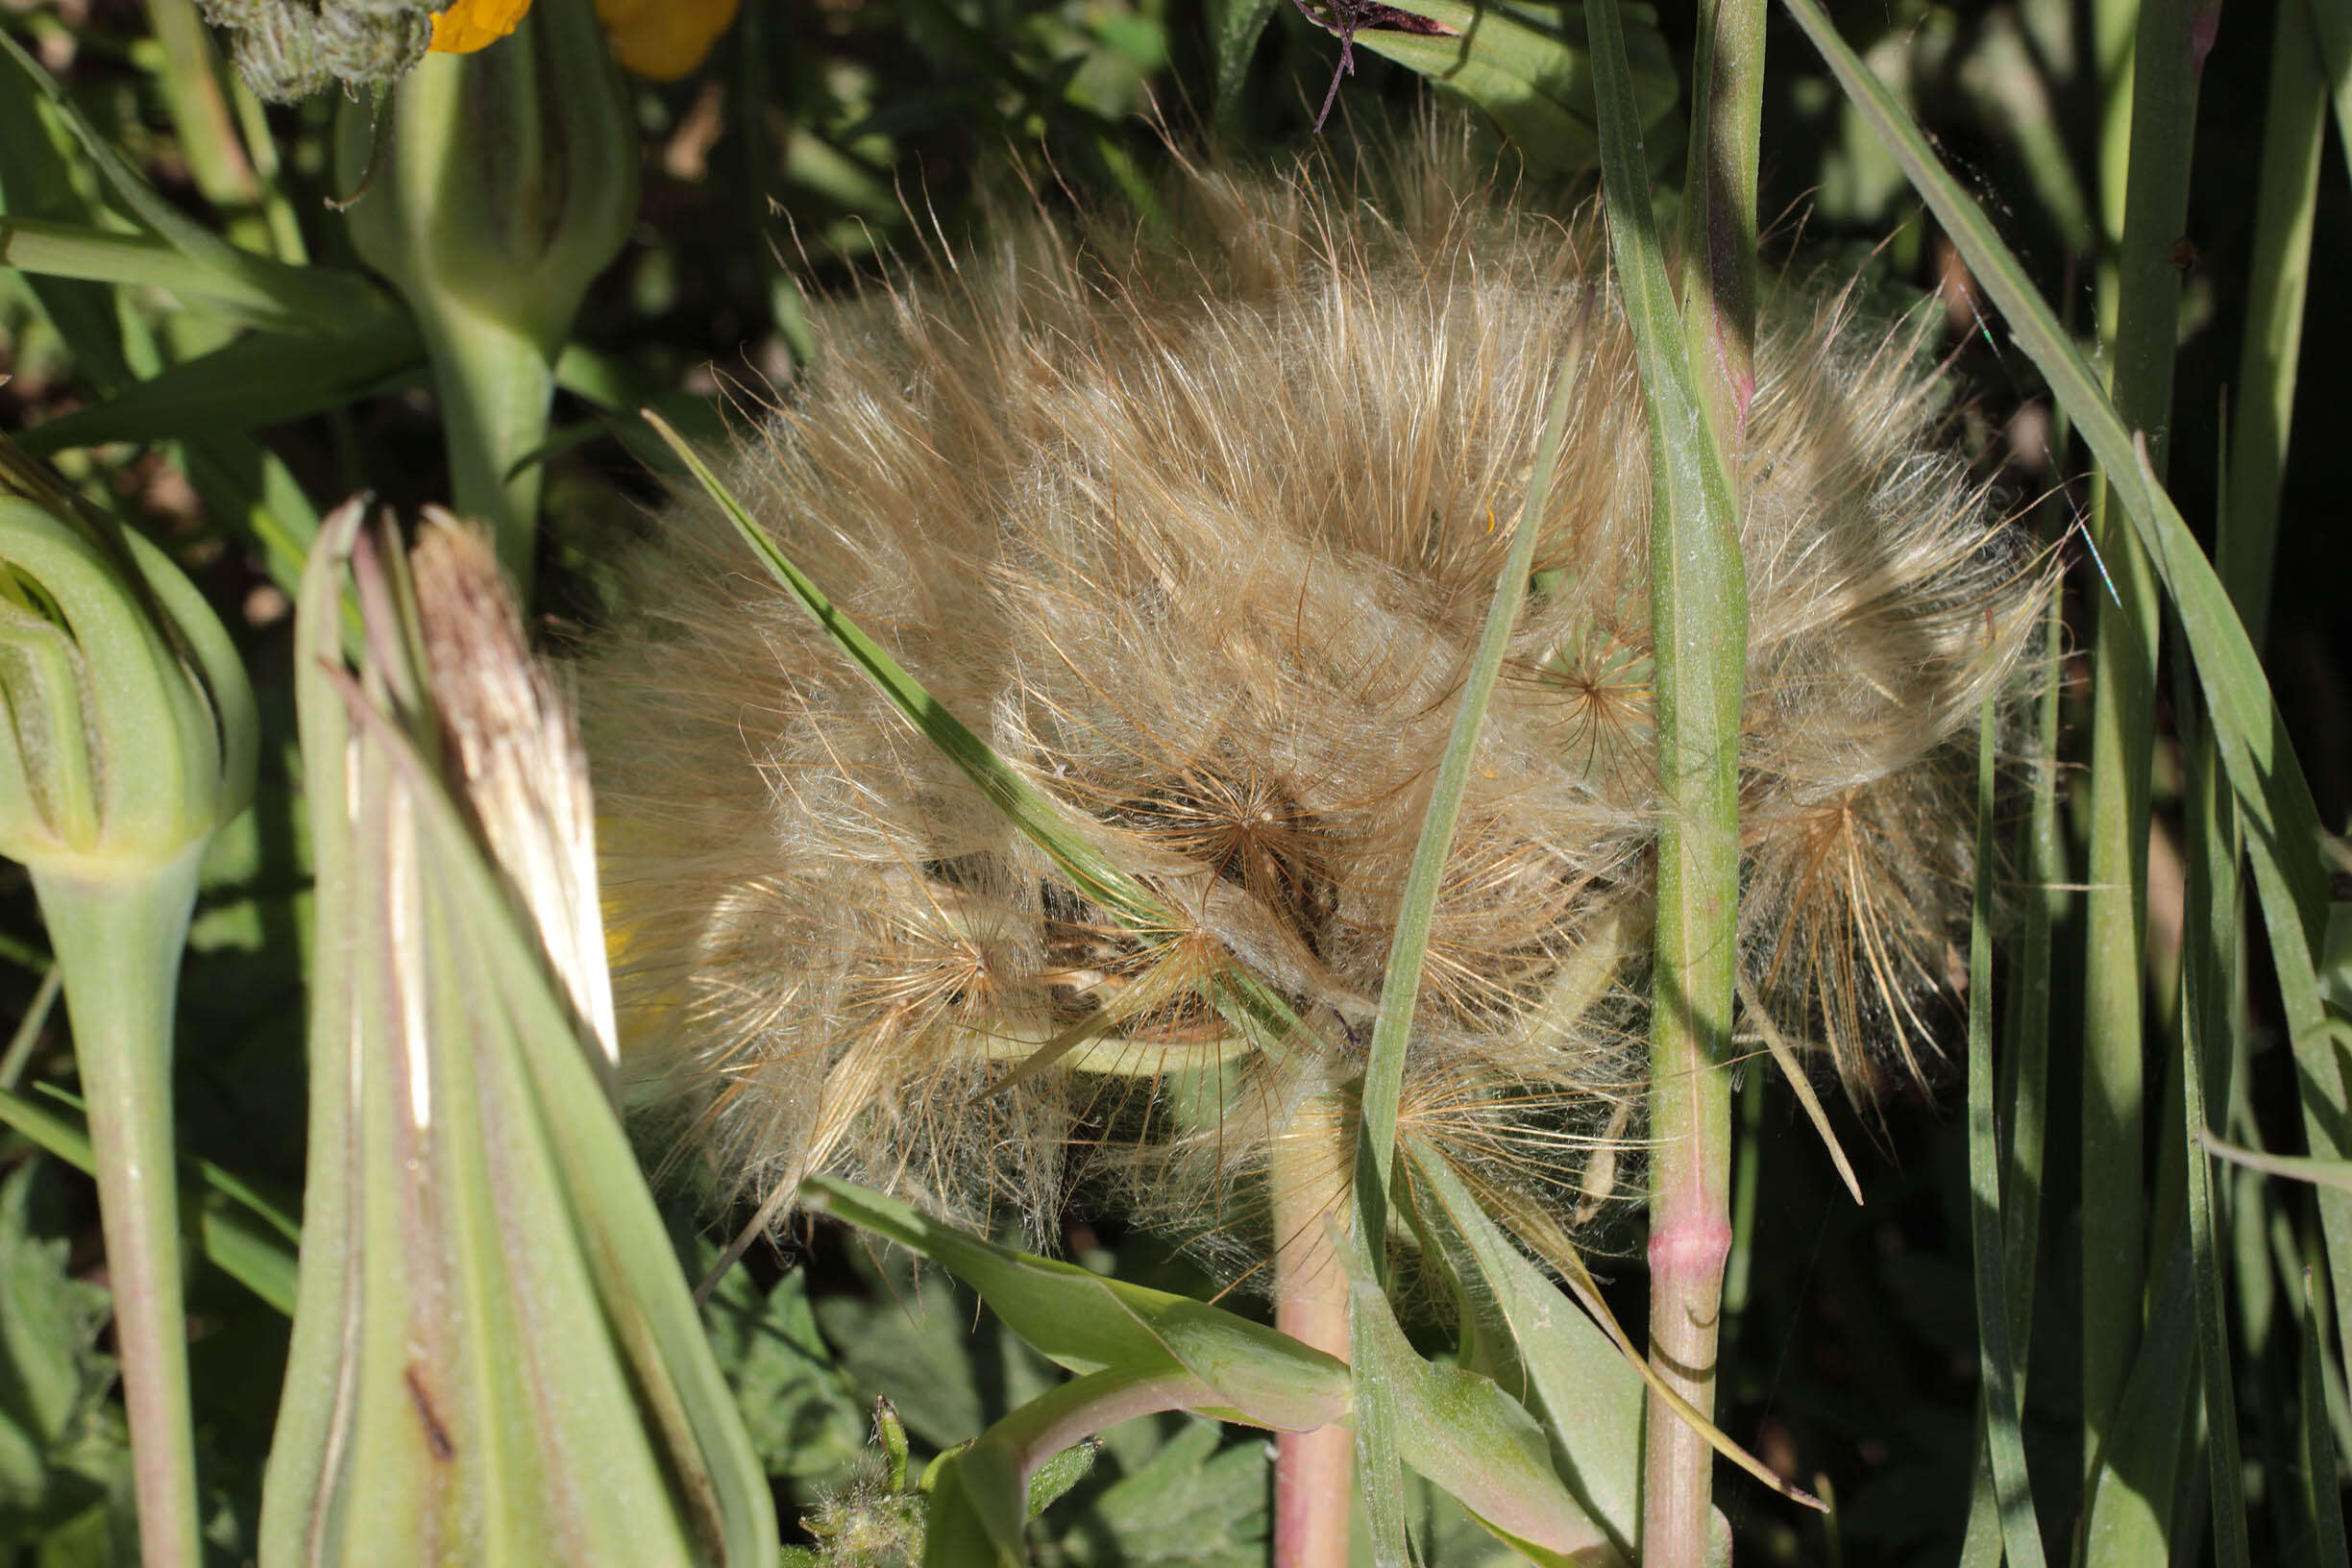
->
1360;0;1678;173
2218;0;2328;641
1966;696;2046;1568
1778;0;2342;1362
800;1173;1349;1433
638;412;1295;1040
2304;1266;2352;1568
1354;347;1580;1254
0;1084;298;1315
2181;738;2250;1567
1399;1141;1646;1553
1589;0;1750;1556
14;321;424;455
0;216;375;334
1348;1270;1614;1562
0;32;382;335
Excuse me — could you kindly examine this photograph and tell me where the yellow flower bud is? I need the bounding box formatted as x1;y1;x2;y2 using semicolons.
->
595;0;741;79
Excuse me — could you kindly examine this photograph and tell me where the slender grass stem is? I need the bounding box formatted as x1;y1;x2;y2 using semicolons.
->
2079;0;2203;1506
34;848;208;1568
1270;1088;1353;1568
136;0;263;239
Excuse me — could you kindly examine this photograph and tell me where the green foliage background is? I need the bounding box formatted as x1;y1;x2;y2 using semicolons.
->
0;0;2347;1562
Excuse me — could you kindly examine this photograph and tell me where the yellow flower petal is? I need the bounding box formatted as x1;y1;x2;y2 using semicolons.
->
595;0;741;80
430;0;533;54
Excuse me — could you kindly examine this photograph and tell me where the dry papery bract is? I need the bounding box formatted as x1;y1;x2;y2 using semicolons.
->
579;134;2047;1277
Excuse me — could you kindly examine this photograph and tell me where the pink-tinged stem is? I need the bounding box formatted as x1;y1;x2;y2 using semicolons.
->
1270;1090;1353;1568
1643;1128;1734;1568
36;855;208;1568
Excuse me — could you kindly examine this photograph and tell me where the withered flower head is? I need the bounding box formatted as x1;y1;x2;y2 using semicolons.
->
580;135;2046;1259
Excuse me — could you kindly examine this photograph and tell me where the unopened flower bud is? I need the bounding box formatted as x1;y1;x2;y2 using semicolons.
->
0;445;256;880
335;0;639;585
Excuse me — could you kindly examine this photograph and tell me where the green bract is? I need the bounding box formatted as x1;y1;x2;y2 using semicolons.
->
259;503;773;1567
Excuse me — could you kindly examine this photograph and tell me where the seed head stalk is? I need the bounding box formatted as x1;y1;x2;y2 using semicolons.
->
36;850;208;1568
1638;0;1763;1553
1268;1090;1353;1568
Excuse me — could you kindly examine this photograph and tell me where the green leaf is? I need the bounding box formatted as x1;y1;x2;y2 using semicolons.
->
0;218;382;336
813;1249;1057;1453
1078;1421;1270;1564
12;320;424;456
1360;1;1677;173
1399;1141;1642;1554
698;1260;868;1481
1965;697;2046;1568
1208;0;1278;135
803;1175;1349;1433
1347;1270;1613;1561
0;1161;112;1545
641;411;1310;1257
1352;294;1580;1266
1025;1436;1097;1516
2302;1266;2350;1568
0;34;393;338
2200;1134;2352;1195
1778;0;2344;1380
2079;1239;2196;1565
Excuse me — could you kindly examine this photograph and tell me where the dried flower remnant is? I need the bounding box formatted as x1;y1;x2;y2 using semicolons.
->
579;137;2046;1268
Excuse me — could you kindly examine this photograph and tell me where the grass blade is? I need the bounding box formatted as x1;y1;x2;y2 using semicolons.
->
1777;0;2341;1378
2077;0;2206;1501
2181;701;2250;1568
2304;1266;2351;1568
0;32;389;336
1208;0;1276;136
1967;694;2047;1568
642;412;1170;948
2218;0;2328;643
1360;0;1678;174
0;1084;299;1314
1353;345;1579;1255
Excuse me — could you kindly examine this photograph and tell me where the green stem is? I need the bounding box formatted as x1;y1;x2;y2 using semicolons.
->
421;309;554;593
1271;1088;1353;1568
1676;0;1765;447
33;846;208;1568
1642;0;1761;1556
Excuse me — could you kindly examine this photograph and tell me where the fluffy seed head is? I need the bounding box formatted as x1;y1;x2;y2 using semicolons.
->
579;133;2046;1257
